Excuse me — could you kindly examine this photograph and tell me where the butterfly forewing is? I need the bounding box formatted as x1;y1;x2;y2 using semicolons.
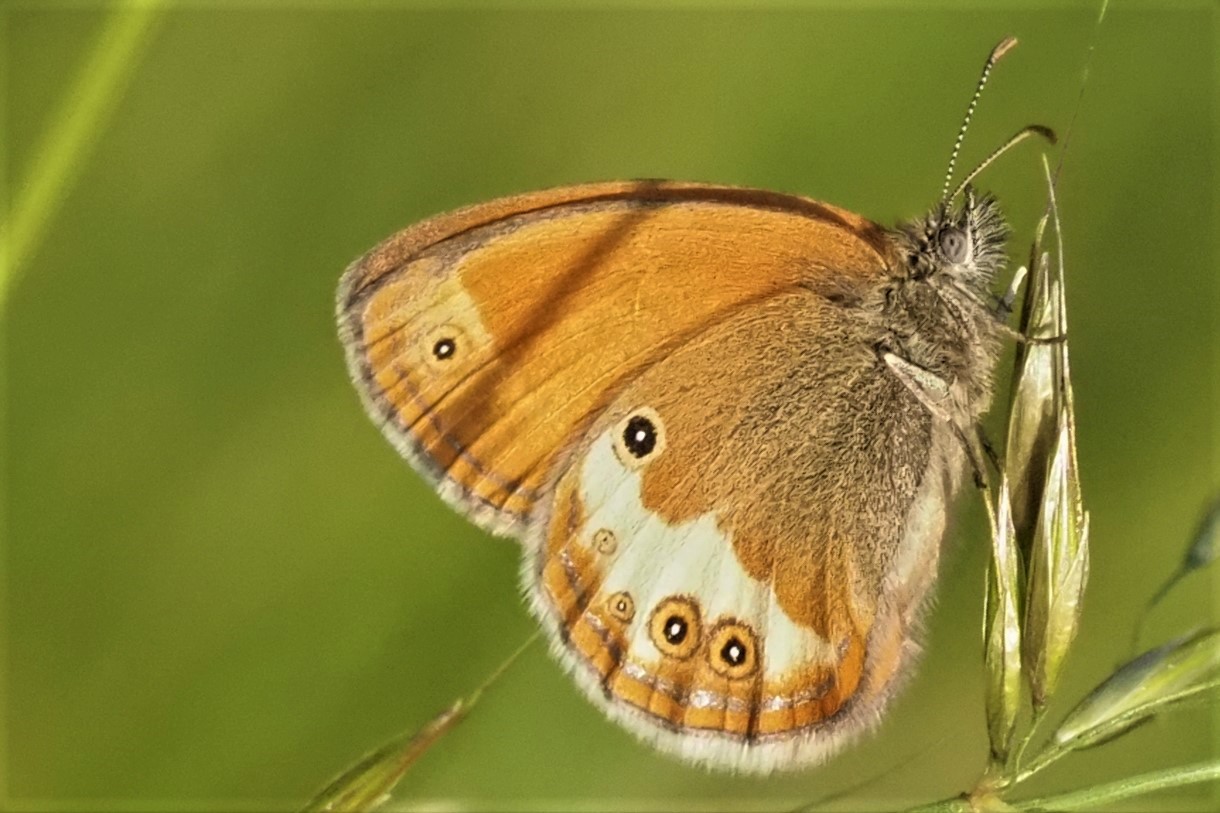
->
337;180;888;536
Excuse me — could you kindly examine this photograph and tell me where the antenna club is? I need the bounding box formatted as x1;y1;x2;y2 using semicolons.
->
1031;124;1059;145
992;36;1019;62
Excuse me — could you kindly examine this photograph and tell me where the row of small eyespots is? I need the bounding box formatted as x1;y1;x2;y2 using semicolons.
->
602;592;759;680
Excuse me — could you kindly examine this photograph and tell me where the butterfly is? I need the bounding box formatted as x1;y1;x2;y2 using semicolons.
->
335;37;1052;773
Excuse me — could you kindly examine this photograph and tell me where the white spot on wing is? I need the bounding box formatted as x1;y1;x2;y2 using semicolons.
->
574;428;829;675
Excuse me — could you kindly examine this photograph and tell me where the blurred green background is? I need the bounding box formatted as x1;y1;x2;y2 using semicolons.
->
3;1;1216;810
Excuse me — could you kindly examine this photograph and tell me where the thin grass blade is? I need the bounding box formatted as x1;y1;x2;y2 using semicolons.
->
302;701;468;813
1051;628;1220;751
302;633;538;813
0;2;166;308
1145;495;1220;614
1013;758;1220;812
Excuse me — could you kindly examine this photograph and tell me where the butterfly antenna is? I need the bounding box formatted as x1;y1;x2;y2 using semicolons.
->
948;124;1058;203
941;36;1020;202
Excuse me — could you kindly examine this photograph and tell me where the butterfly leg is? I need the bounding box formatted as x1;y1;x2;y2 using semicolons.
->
882;352;992;489
945;422;992;490
994;321;1068;346
882;352;953;423
995;263;1025;318
978;427;1002;474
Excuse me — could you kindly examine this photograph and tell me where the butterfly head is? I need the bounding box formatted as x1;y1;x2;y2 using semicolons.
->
900;187;1009;290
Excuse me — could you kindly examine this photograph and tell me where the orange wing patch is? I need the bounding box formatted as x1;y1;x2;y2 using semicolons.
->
337;181;890;537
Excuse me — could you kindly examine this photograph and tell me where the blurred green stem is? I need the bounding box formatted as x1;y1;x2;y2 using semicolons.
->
1007;677;1220;790
1013;760;1220;811
915;761;1220;813
1009;709;1044;776
0;1;165;309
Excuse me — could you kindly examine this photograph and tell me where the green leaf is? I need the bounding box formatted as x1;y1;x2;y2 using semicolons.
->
1051;628;1220;751
984;478;1024;763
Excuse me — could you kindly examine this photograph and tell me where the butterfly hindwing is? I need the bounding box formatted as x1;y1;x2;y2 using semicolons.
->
526;292;963;771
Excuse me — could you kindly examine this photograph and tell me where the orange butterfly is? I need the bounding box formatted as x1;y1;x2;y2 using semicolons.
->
336;37;1050;772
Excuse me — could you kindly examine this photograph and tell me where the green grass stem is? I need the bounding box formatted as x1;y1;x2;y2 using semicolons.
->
0;1;165;311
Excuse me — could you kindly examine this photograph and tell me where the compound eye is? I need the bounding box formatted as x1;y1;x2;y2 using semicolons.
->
938;227;969;264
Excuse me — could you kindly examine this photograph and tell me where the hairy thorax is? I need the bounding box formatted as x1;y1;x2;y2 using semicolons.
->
877;277;1005;419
